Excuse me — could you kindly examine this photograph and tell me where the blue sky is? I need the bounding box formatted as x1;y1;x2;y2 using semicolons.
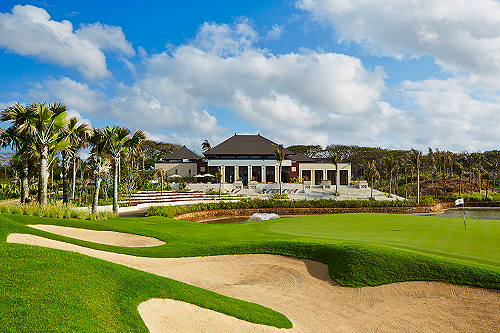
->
0;0;499;154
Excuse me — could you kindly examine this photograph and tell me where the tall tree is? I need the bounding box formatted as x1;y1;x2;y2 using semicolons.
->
60;117;90;203
329;151;342;195
272;144;286;195
408;148;422;203
100;126;145;215
88;129;111;213
382;155;396;197
365;160;379;198
2;102;69;205
0;109;31;204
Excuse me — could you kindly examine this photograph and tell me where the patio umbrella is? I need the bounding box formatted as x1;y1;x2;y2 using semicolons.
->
193;174;205;178
168;174;182;178
202;173;215;177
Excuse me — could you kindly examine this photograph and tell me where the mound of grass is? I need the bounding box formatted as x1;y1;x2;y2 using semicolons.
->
0;217;292;332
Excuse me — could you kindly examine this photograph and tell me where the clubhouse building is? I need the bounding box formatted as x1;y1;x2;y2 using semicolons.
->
156;134;351;188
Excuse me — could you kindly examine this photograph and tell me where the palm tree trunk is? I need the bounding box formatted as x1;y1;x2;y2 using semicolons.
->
20;156;28;204
279;162;282;195
389;171;392;197
459;174;462;196
38;145;49;205
335;165;338;195
113;156;119;216
62;152;70;204
416;167;420;203
72;155;76;199
92;177;102;213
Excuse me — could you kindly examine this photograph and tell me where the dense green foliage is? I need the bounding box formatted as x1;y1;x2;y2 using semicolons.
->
148;197;435;218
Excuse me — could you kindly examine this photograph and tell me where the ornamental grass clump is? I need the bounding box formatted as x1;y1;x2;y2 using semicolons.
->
0;202;115;220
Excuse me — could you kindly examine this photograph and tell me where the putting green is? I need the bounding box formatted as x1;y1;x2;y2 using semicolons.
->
264;213;500;268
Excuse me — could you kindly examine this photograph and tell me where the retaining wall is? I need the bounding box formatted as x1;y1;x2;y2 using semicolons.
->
175;202;456;222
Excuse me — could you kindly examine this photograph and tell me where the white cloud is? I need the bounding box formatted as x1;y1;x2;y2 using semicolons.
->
297;0;500;86
147;20;386;130
0;5;134;79
76;22;135;56
265;24;284;42
66;109;92;128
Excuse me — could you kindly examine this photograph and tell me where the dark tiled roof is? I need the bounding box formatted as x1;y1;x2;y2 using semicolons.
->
204;134;295;156
289;152;316;162
162;146;200;161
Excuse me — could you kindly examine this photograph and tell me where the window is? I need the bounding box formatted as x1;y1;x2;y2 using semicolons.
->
266;166;275;183
327;170;337;185
314;170;323;185
301;170;311;181
252;166;262;182
225;166;235;183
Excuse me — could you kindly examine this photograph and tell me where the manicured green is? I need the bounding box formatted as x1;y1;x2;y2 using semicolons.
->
2;211;500;331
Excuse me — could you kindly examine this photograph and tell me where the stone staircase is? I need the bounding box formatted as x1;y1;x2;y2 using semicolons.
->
119;190;222;206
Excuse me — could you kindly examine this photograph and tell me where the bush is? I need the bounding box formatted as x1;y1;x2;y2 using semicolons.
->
148;197;433;218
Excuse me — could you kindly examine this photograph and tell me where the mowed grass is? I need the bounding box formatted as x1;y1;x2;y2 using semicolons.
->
2;212;500;331
267;213;500;268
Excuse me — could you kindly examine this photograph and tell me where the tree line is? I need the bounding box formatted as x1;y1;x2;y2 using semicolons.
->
0;102;162;215
288;144;500;203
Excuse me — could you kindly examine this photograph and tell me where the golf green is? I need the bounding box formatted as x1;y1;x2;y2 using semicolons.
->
264;213;500;268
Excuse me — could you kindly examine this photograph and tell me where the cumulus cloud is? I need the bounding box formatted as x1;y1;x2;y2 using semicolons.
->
76;23;135;56
0;5;134;79
264;24;284;42
297;0;500;86
146;20;386;135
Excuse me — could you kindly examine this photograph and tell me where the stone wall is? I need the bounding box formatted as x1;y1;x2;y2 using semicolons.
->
175;202;455;222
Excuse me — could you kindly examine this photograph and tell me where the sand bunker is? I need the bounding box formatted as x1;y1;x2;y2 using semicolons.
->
7;233;500;332
27;225;165;247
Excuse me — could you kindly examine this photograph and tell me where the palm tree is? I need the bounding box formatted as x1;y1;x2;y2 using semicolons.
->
0;124;31;204
366;160;379;198
60;117;91;203
87;146;111;213
1;103;33;204
382;155;396;197
201;140;211;152
427;148;437;196
330;151;341;195
99;126;145;215
272;144;286;195
408;148;422;203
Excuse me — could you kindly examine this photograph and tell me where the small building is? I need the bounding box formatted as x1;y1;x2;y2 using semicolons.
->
154;146;207;179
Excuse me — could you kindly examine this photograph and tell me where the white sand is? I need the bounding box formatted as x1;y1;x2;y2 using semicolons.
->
27;224;165;247
7;232;500;332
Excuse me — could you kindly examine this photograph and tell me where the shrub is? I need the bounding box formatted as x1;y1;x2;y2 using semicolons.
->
148;197;433;218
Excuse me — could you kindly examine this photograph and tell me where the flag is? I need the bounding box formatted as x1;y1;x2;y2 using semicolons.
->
455;198;464;205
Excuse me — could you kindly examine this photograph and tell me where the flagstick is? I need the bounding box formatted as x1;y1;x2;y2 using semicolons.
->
462;202;466;231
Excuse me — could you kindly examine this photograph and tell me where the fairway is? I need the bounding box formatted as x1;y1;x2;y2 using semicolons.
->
3;212;500;332
265;213;500;268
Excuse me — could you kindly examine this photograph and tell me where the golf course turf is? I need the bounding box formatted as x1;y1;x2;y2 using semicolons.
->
2;212;500;331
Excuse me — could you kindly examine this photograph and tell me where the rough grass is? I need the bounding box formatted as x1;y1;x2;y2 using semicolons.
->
3;212;500;331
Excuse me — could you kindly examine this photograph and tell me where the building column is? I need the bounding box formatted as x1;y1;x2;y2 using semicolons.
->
221;165;225;184
261;165;265;183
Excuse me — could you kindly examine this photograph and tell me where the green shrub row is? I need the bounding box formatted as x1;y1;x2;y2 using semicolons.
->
148;197;435;218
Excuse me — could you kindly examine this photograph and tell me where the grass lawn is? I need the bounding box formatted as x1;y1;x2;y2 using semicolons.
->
2;212;500;331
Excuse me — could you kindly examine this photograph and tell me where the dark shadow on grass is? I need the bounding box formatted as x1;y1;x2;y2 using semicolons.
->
303;258;338;285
